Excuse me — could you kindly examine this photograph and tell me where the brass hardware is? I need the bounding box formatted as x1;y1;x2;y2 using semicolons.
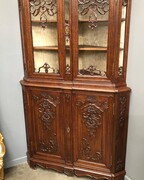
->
67;127;70;133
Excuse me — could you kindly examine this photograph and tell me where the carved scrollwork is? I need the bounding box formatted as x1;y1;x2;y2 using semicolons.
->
79;65;106;76
37;63;58;74
78;0;109;29
39;134;57;153
79;65;101;76
82;104;102;136
30;0;57;28
65;20;70;43
76;96;109;136
119;96;127;127
81;138;102;162
33;92;60;130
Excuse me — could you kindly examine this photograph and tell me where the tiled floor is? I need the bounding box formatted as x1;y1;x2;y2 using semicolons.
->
4;163;91;180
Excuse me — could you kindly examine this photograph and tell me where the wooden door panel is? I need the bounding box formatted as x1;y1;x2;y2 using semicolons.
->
73;92;113;170
28;88;65;162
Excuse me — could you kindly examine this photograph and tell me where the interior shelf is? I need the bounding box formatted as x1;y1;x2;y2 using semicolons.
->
33;46;109;51
33;46;124;52
33;46;58;51
79;18;125;23
31;20;57;23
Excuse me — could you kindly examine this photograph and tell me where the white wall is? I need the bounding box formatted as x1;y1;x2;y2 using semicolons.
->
0;1;27;167
126;0;144;180
0;0;144;180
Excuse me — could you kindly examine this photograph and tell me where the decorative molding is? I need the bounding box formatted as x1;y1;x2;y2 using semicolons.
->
30;0;57;28
81;138;102;162
78;0;109;29
37;63;58;74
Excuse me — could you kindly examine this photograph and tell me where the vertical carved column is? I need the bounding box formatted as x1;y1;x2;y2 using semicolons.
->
115;92;130;173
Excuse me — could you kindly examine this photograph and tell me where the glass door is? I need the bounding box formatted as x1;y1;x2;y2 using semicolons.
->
77;0;110;77
30;0;61;75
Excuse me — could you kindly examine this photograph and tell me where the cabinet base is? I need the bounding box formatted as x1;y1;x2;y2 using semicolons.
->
28;159;126;180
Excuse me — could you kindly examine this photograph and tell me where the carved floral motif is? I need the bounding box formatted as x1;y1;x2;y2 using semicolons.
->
82;104;102;136
78;0;109;29
33;92;60;130
81;138;102;162
30;0;57;28
39;134;57;153
76;96;109;136
38;63;58;74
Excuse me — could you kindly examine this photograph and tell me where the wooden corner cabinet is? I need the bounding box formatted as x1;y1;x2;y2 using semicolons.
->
18;0;131;179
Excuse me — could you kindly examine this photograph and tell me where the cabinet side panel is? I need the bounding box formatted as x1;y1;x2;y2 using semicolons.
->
113;91;130;173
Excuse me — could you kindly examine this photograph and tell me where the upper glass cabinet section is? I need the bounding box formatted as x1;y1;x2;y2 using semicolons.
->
78;0;109;77
118;0;128;77
30;0;59;74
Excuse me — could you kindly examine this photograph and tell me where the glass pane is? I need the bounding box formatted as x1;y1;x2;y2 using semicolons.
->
118;1;127;76
78;0;109;77
65;0;70;74
30;0;59;74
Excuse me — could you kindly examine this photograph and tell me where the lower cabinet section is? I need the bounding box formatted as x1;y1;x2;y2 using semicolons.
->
22;86;130;180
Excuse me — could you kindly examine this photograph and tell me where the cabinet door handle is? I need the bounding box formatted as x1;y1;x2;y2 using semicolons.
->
66;127;70;133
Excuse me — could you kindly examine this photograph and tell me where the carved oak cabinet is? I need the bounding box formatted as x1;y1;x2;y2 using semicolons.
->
18;0;131;179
